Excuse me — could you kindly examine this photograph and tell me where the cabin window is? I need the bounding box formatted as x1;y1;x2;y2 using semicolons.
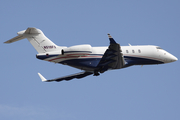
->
138;49;141;53
126;50;129;53
132;50;135;53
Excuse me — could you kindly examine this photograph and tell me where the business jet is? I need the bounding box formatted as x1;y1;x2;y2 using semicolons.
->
4;27;178;82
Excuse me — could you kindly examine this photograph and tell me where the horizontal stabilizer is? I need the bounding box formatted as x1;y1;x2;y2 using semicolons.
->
25;27;41;34
4;35;25;43
38;72;93;82
4;27;40;44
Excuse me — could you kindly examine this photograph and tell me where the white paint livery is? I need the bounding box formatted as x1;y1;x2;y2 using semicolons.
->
4;27;178;82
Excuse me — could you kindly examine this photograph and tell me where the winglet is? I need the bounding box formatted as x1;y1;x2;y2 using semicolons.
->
38;73;47;82
107;33;117;44
107;33;112;38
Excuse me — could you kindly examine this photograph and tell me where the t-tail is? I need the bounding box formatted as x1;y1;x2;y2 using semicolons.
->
4;27;64;53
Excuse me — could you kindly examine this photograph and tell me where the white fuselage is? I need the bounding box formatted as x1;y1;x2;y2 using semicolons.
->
36;45;177;71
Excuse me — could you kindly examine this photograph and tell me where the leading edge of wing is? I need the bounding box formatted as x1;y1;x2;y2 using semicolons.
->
38;72;93;82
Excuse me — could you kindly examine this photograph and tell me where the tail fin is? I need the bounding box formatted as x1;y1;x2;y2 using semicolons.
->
4;27;60;53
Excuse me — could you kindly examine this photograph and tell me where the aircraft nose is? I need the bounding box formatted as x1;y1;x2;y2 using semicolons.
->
169;54;178;62
171;55;178;62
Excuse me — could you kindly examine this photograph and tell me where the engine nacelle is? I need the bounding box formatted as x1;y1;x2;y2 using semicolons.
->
61;44;92;55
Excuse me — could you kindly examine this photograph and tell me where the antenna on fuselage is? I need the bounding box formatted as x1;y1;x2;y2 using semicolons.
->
128;43;132;46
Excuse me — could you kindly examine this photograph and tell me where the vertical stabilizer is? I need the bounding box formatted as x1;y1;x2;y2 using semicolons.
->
4;27;61;53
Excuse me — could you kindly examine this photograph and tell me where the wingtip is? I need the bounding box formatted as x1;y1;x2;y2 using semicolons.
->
107;33;117;44
38;73;47;82
107;33;112;38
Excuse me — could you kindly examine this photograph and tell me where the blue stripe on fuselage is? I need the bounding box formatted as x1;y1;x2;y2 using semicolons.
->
36;54;59;60
36;53;164;71
60;58;102;71
36;54;103;60
124;56;164;65
59;55;164;71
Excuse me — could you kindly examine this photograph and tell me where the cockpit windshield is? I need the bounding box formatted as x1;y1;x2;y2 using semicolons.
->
156;46;163;49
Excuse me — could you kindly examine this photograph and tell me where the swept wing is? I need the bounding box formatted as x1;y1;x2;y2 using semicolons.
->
38;72;93;82
95;34;125;74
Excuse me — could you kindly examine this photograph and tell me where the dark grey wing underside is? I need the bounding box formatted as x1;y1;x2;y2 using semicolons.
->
44;72;93;82
96;34;125;73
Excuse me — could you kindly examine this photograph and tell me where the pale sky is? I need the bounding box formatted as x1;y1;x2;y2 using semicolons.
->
1;0;180;120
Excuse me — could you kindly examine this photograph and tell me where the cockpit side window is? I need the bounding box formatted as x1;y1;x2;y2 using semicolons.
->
156;47;163;49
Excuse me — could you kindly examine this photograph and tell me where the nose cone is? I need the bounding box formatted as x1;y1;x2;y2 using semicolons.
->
168;54;178;63
171;55;178;62
160;49;178;63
